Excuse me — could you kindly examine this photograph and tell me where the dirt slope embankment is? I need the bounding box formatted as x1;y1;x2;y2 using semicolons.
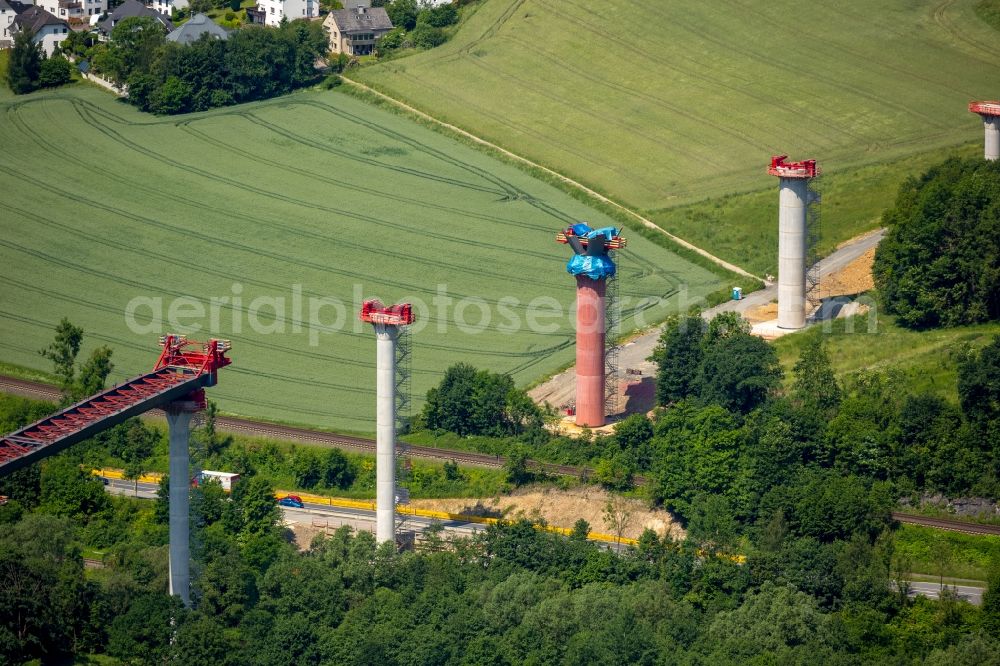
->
412;485;684;541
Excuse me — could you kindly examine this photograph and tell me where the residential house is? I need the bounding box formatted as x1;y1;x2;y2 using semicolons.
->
10;4;68;55
1;0;28;48
165;11;226;43
246;0;317;28
34;0;107;22
324;4;392;56
149;0;186;21
96;0;171;39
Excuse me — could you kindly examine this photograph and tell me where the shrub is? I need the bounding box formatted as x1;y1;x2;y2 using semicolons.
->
410;23;445;49
39;55;72;88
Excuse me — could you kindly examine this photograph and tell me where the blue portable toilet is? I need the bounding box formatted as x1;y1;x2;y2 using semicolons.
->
732;287;743;301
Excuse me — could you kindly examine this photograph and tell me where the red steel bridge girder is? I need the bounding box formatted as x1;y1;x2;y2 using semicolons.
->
0;335;232;477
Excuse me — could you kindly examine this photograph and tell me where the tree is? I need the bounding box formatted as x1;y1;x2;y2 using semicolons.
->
324;448;356;489
171;613;233;664
39;54;72;88
193;400;232;461
602;495;633;546
873;157;1000;329
983;559;1000;634
686;493;737;549
38;457;110;522
231;476;280;537
39;317;83;399
651;315;706;405
291;449;322;489
76;345;114;400
791;336;841;416
107;593;186;664
697;333;782;413
422;363;541;437
421;3;457;27
386;0;418;30
957;336;1000;446
105;16;167;84
593;454;634;491
0;515;91;664
39;318;114;404
110;419;158;496
706;581;832;660
6;28;42;94
152;75;192;114
503;446;531;486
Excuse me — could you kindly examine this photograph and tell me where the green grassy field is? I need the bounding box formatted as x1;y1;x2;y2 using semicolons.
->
896;524;1000;581
353;0;1000;274
773;309;1000;402
0;85;721;432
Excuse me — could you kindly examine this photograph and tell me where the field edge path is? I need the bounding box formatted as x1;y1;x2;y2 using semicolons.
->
339;77;761;282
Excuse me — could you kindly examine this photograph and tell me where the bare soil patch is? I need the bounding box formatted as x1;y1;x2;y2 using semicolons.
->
411;485;684;541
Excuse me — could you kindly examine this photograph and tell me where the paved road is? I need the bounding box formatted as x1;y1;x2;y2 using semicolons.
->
907;581;984;605
102;478;625;550
530;229;886;410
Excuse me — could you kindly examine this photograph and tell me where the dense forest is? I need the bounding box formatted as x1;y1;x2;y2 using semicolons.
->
1;423;999;665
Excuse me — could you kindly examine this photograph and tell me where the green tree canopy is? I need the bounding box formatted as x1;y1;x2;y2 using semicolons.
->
874;157;1000;329
6;28;42;94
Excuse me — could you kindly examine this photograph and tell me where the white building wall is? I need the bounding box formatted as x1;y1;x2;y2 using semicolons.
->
256;0;315;27
1;8;15;45
35;0;105;19
150;0;187;18
36;23;68;55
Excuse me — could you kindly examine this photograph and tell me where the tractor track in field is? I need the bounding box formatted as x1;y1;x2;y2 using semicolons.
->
542;1;872;147
455;45;721;175
5;101;687;313
631;0;950;131
932;0;998;62
341;78;760;282
4;102;570;283
67;102;576;274
3;114;593;306
720;0;984;100
69;97;685;309
296;99;602;232
521;4;818;150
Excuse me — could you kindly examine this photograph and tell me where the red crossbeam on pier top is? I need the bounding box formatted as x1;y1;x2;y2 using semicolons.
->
768;154;818;179
970;101;1000;117
359;300;415;327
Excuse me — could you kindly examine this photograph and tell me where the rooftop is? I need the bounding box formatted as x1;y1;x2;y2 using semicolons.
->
12;5;69;34
98;0;172;35
327;6;392;33
166;13;228;44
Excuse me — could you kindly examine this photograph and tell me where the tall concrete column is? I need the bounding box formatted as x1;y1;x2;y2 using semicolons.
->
374;325;399;545
777;177;808;330
165;407;193;607
575;275;606;427
984;115;999;161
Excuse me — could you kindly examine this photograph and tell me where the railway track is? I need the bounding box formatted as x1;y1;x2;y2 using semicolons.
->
892;512;1000;536
6;377;1000;534
0;375;604;478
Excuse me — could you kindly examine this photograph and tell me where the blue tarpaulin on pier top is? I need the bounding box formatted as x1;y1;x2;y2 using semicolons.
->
566;224;619;280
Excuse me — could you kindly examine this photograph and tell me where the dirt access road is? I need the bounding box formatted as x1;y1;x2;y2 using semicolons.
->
530;229;886;412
